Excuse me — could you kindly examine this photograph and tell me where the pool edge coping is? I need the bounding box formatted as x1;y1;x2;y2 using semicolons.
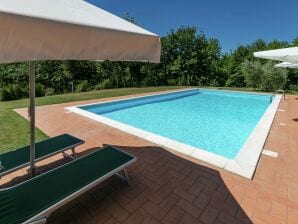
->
66;88;281;180
225;94;281;179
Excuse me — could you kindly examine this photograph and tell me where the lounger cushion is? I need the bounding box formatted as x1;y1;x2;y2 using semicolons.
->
0;134;84;175
0;146;135;224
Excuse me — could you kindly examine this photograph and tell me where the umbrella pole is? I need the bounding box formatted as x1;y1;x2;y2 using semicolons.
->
29;61;36;177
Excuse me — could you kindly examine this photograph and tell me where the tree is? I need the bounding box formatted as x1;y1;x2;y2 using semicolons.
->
292;37;298;46
267;40;289;49
0;21;297;101
260;61;288;92
160;27;221;86
241;60;262;90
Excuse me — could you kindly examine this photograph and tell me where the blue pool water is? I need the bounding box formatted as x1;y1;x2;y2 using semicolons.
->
80;89;272;159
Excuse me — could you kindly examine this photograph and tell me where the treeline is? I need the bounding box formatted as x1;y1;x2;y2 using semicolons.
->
0;26;298;101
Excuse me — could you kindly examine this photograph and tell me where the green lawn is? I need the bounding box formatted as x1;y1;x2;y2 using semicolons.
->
0;86;183;153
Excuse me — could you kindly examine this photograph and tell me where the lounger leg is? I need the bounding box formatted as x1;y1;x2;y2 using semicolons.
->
115;168;131;185
123;168;131;186
71;147;77;159
62;148;77;160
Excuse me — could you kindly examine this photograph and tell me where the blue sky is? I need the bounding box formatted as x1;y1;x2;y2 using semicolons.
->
87;0;298;52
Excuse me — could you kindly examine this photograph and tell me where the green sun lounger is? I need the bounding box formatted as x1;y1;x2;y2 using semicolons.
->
0;134;84;177
0;145;136;224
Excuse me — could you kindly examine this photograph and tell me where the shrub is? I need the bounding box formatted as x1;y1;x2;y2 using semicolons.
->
75;80;90;92
225;73;246;87
0;86;13;101
177;76;186;86
0;84;28;101
45;88;55;96
289;84;298;92
209;79;220;87
242;60;262;89
94;83;103;90
35;83;45;97
94;79;114;90
167;79;178;86
260;62;287;92
239;60;288;92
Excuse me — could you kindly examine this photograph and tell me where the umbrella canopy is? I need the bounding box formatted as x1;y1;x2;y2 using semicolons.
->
274;61;298;68
254;47;298;64
0;0;160;63
0;0;161;177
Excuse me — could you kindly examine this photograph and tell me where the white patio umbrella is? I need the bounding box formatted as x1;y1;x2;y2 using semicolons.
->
254;47;298;64
0;0;161;176
274;61;298;68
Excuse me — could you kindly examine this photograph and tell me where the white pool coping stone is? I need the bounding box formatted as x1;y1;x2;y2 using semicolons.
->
262;149;279;158
66;88;282;179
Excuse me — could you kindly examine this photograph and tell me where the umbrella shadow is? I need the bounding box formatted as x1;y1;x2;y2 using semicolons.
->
52;144;252;224
1;144;252;223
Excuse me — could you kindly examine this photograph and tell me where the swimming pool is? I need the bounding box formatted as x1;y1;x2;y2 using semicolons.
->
67;89;281;179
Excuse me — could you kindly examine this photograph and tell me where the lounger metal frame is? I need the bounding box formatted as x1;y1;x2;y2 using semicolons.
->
0;139;84;178
6;145;137;224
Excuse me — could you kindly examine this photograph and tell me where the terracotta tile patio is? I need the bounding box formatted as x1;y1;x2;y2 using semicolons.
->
2;89;298;223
